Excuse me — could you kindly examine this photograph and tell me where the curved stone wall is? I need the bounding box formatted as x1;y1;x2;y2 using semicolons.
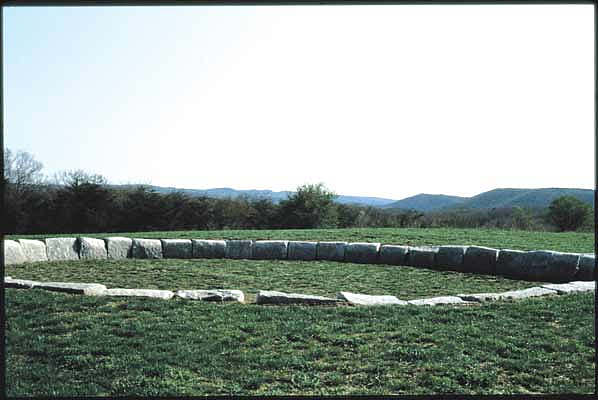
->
3;237;596;283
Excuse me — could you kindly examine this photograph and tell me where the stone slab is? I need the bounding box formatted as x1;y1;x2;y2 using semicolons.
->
497;286;557;300
4;240;26;265
435;245;468;271
4;278;40;289
176;289;245;303
406;246;438;268
78;237;107;260
575;254;595;281
45;237;79;261
287;241;317;261
378;245;409;266
192;239;226;259
316;241;347;261
344;242;380;264
496;249;527;279
105;237;133;259
256;290;340;305
17;239;48;263
337;291;407;306
408;296;472;306
101;288;174;299
161;239;192;259
225;240;253;259
457;293;504;302
498;250;579;282
541;281;595;294
34;282;107;295
253;240;288;260
131;239;163;259
463;246;498;275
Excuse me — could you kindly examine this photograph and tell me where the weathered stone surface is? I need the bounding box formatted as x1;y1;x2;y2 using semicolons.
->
408;296;472;306
225;240;253;259
256;290;340;305
132;239;163;259
176;289;244;302
463;246;498;275
45;237;79;261
337;291;407;306
253;240;288;260
192;239;226;259
34;282;107;295
498;250;579;282
161;239;192;259
316;241;347;261
406;246;438;268
575;254;595;281
105;237;133;259
17;239;48;262
4;240;26;265
497;286;557;300
378;245;409;266
101;288;174;299
541;281;595;294
435;245;468;271
457;293;503;302
4;278;40;289
344;242;380;264
287;241;317;261
78;237;107;260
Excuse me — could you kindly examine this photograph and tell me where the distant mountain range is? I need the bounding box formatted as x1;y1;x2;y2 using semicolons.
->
115;185;594;211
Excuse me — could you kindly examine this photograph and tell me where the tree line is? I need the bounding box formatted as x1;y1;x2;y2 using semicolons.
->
2;149;593;234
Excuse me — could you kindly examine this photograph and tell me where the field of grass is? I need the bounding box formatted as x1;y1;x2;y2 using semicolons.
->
4;227;596;395
8;226;595;254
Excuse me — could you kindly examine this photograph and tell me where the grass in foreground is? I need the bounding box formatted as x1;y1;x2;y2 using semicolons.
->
8;227;595;254
5;288;595;396
5;259;547;302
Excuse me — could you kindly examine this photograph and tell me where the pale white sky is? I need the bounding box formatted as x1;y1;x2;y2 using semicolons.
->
3;5;594;200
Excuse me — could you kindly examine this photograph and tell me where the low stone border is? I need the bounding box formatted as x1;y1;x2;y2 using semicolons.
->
4;276;594;307
4;237;596;283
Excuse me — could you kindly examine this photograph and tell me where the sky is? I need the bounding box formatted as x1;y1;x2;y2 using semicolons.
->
3;4;594;200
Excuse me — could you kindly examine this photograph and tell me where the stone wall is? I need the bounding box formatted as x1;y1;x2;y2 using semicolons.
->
3;237;595;283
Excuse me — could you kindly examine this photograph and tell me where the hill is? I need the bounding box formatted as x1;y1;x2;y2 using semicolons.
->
382;194;468;211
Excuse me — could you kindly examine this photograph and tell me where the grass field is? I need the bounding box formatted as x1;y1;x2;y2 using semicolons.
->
4;227;596;395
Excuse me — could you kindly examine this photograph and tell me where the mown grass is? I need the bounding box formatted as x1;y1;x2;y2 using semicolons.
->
8;227;595;254
5;288;595;396
5;258;546;302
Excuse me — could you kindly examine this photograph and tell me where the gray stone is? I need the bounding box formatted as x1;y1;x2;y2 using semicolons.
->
192;239;226;259
78;237;107;260
4;240;26;265
541;281;595;294
176;289;244;303
287;241;317;261
4;278;40;289
316;241;347;261
497;286;557;299
457;293;503;302
105;237;133;259
575;254;595;281
34;282;107;295
463;246;498;275
256;290;340;305
408;296;473;306
161;239;192;259
435;245;468;271
101;288;174;299
498;250;579;282
496;249;527;279
406;246;438;268
17;239;48;262
225;240;253;259
344;242;381;264
45;237;79;261
253;240;288;260
337;291;407;306
378;245;409;265
132;239;163;259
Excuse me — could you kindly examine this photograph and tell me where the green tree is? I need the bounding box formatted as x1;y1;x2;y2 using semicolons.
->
547;195;592;232
278;183;338;228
